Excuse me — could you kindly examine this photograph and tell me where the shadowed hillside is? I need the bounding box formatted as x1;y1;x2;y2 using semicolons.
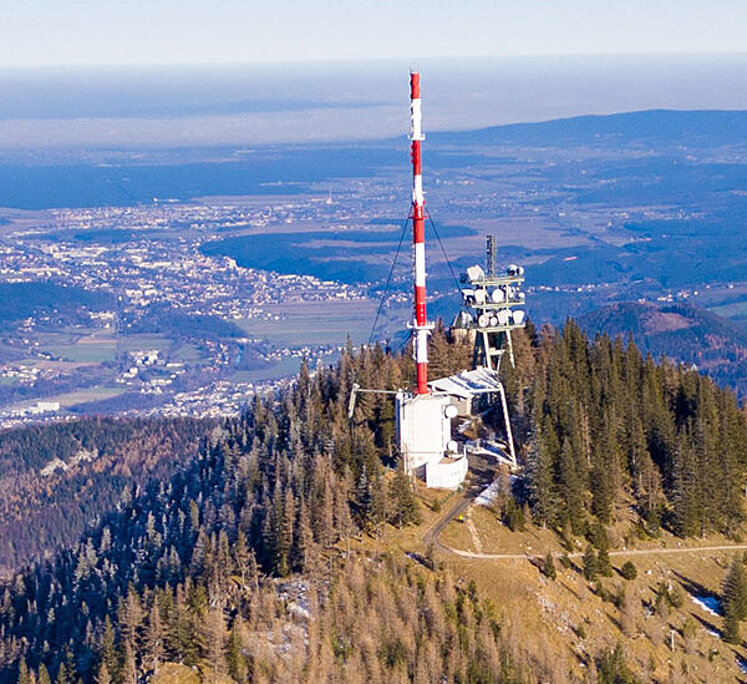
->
578;301;747;394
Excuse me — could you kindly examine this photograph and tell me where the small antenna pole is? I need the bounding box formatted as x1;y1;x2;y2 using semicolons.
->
487;235;497;277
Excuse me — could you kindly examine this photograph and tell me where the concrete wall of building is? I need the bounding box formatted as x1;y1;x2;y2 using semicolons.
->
425;455;469;489
396;393;451;475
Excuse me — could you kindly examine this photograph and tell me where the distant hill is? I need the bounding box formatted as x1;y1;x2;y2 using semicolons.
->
578;301;747;394
0;281;115;324
439;109;747;147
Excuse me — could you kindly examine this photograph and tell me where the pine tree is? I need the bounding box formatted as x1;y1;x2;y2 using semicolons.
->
262;484;289;576
559;438;586;535
597;643;636;684
144;599;164;675
119;640;137;684
671;437;701;537
38;665;52;684
541;552;557;580
99;614;117;678
118;584;143;649
372;476;389;537
227;619;249;683
206;607;226;677
636;450;663;530
583;545;598;582
389;467;421;528
313;469;335;547
334;475;355;554
719;394;747;534
597;548;613;577
233;530;251;584
526;412;560;527
54;663;68;684
170;582;200;666
291;496;316;572
724;603;741;645
279;486;295;576
214;529;232;601
590;445;614;525
94;663;111;684
17;658;31;684
354;465;375;530
620;561;637;581
723;556;747;644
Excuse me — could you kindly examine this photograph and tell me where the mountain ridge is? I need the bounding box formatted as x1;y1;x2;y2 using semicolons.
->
436;108;747;147
578;300;747;393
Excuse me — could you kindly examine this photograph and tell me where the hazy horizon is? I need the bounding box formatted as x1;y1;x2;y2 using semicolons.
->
1;54;746;149
4;0;746;67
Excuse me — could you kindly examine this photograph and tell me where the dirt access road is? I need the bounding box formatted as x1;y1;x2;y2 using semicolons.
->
422;485;747;562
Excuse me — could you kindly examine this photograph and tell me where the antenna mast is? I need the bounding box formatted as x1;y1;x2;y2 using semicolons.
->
409;71;432;395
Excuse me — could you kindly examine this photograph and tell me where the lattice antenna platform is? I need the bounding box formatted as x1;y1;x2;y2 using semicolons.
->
458;239;527;372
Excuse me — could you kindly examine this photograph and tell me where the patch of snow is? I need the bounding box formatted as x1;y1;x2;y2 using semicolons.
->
475;480;501;506
475;474;519;507
738;656;747;675
691;594;722;617
69;448;96;467
40;458;68;477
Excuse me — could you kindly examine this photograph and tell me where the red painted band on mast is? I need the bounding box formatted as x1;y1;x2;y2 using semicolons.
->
413;211;425;236
410;72;420;99
417;363;427;392
415;286;426;323
411;142;422;175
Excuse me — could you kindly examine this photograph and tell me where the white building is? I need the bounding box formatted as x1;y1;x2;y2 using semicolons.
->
395;391;467;489
395;367;516;490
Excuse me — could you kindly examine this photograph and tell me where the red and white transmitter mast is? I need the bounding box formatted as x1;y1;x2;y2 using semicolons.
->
351;70;469;490
409;70;433;395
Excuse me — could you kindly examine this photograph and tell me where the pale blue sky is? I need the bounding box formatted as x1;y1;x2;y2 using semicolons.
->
2;0;746;68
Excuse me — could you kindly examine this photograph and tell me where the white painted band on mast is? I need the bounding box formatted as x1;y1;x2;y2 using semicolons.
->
415;243;426;286
416;331;429;361
410;99;424;140
413;174;424;205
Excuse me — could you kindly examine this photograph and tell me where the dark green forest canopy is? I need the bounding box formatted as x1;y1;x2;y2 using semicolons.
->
0;282;115;325
509;321;747;539
0;321;745;682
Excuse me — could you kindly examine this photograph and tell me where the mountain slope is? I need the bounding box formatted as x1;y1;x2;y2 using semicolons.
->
0;343;532;683
0;417;214;577
2;326;747;682
577;301;747;393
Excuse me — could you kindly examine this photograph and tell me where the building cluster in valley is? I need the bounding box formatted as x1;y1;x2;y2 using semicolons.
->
4;219;364;319
0;199;368;428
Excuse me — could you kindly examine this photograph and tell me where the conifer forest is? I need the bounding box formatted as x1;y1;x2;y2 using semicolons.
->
1;321;746;683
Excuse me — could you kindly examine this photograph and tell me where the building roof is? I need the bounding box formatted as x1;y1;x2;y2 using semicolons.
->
429;367;503;400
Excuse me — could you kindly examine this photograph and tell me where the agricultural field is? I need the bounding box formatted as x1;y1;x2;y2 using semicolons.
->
239;298;409;348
